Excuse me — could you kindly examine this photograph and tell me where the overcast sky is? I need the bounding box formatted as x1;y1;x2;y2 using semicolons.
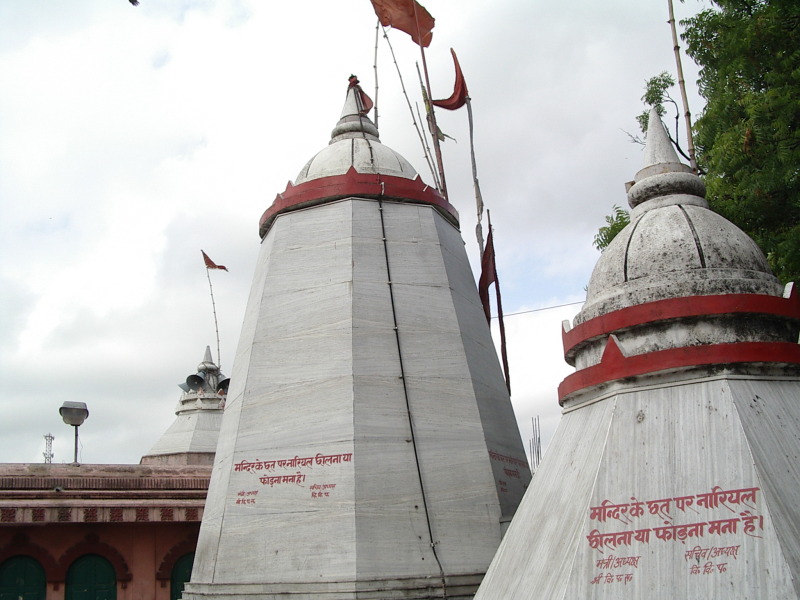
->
0;0;708;465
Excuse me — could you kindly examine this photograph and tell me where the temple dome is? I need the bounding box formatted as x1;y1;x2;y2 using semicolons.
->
258;78;455;239
294;81;418;184
558;109;798;400
577;110;782;324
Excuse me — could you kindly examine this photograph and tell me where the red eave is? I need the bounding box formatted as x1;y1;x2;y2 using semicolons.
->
563;290;800;363
258;167;458;238
558;339;800;405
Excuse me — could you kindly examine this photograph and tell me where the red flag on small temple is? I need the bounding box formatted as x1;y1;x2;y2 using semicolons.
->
348;75;374;116
369;0;435;48
433;48;469;111
202;250;228;271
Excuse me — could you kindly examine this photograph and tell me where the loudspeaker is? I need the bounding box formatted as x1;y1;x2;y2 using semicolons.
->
186;373;205;391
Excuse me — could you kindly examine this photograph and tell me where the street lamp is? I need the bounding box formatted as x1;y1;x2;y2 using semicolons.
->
59;402;89;464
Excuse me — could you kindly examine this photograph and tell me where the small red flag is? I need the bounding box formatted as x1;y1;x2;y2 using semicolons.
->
477;217;511;394
433;49;469;111
369;0;435;48
202;250;228;271
478;228;497;325
348;75;374;116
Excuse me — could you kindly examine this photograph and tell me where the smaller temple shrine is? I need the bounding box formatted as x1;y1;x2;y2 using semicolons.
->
0;348;225;600
142;347;228;466
474;109;800;599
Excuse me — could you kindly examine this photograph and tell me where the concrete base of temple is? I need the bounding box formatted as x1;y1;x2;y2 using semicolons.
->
475;373;800;600
182;573;483;599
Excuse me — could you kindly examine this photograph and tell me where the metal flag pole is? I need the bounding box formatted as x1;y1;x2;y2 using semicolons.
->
201;250;228;369
205;267;222;370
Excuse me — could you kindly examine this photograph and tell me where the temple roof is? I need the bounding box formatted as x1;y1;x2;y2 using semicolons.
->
578;108;781;324
258;78;456;238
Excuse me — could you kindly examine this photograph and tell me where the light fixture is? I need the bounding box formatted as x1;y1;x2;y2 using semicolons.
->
59;402;89;464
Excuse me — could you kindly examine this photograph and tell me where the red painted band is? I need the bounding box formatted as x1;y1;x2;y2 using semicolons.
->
558;340;800;404
563;291;800;361
259;166;457;238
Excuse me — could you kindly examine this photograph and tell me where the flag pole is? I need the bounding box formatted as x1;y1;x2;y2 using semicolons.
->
414;3;448;200
373;19;380;129
201;250;224;369
205;267;222;370
465;96;485;254
419;48;448;200
667;0;697;173
380;26;439;188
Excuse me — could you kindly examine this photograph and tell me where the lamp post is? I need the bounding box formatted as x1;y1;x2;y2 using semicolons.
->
59;402;89;465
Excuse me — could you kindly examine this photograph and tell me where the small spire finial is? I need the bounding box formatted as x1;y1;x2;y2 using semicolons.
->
626;108;704;209
643;107;681;168
331;76;379;142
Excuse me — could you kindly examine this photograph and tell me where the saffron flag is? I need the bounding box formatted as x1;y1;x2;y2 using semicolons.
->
478;217;510;394
202;250;228;271
432;48;469;111
348;75;374;116
370;0;434;48
478;227;496;325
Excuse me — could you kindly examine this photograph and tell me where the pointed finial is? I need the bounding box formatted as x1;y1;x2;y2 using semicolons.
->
330;75;379;142
626;108;704;209
643;107;681;168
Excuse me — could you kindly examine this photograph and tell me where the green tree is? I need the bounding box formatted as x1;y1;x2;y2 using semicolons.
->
682;0;800;283
593;205;630;252
636;72;676;134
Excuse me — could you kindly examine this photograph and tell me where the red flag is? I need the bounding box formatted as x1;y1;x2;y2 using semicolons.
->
478;227;496;325
202;250;228;271
433;49;469;111
478;217;510;394
370;0;434;48
348;75;374;116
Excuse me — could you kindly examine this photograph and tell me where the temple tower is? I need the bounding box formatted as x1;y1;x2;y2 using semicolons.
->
474;109;800;599
141;346;228;466
182;81;530;600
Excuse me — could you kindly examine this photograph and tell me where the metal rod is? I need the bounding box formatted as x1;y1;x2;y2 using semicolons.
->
73;426;79;464
206;267;222;370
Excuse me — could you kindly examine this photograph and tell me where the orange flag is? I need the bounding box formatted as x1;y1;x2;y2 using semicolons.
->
202;250;228;271
478;227;497;325
433;49;469;110
478;216;510;394
370;0;435;47
348;75;374;116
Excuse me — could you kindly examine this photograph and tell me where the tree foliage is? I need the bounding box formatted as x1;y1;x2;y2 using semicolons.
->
636;72;676;133
593;205;630;252
682;0;800;283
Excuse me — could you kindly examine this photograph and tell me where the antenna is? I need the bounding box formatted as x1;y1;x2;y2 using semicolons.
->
43;433;54;464
528;417;542;473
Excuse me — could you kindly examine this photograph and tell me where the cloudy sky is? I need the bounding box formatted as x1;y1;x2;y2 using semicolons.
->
0;0;708;465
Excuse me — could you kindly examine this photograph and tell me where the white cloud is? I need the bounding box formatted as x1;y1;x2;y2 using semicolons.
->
0;0;709;463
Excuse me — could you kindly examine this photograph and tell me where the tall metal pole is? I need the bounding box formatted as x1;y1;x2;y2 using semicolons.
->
206;267;222;370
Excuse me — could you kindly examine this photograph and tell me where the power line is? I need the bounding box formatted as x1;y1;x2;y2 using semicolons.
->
492;300;584;319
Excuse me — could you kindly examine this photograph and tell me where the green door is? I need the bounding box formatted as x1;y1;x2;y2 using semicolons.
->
0;556;46;600
170;553;194;600
66;555;116;600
